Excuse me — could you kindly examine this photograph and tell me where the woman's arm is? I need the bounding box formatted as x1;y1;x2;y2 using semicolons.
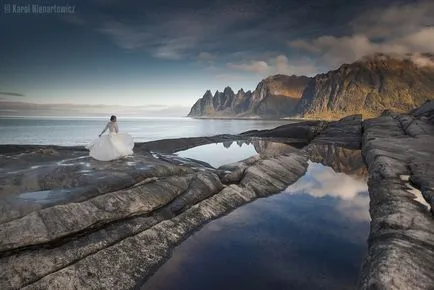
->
99;123;109;137
114;123;119;133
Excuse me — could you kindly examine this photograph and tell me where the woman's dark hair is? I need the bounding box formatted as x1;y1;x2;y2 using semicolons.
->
110;115;116;121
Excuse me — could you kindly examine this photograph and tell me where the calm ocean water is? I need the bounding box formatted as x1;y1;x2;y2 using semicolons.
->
0;117;294;146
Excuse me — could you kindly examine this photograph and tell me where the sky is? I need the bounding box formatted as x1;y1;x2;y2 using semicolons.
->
0;0;433;117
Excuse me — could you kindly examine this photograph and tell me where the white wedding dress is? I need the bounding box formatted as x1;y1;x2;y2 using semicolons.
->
85;121;134;161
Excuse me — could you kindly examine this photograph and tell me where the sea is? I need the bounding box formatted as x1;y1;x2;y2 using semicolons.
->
0;117;295;146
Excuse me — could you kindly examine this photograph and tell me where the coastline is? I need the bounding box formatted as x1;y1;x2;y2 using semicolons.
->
0;101;433;289
186;115;328;121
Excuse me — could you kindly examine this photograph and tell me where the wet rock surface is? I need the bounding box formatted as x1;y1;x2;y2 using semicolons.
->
0;102;433;289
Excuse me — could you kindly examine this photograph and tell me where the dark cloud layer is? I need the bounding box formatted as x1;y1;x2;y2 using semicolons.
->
74;0;434;73
0;0;432;110
0;101;190;117
84;0;376;58
2;0;429;68
288;1;434;69
0;91;25;97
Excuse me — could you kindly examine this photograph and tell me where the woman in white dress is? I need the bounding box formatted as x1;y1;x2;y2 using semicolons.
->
85;115;134;161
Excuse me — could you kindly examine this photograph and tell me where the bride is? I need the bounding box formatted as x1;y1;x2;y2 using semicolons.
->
85;115;134;161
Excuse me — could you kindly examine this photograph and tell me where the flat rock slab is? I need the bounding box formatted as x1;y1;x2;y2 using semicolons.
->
0;149;195;224
0;135;312;289
359;104;434;290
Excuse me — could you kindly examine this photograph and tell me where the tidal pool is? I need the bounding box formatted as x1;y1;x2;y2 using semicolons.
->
175;139;296;168
143;156;370;290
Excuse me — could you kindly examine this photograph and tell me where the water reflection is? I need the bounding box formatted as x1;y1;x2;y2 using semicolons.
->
285;161;369;222
400;175;431;210
175;140;296;168
17;188;90;204
143;149;369;290
308;144;368;178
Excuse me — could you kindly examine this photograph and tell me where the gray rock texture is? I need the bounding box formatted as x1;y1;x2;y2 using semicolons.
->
359;100;434;290
0;136;310;289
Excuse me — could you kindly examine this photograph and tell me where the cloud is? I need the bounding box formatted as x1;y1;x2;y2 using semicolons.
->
336;194;370;222
409;53;434;68
227;60;270;74
289;39;321;53
214;73;247;82
272;55;319;76
288;34;377;66
351;1;434;39
93;2;263;60
79;0;308;64
0;91;25;97
285;162;368;201
197;52;217;62
98;21;153;50
227;54;319;76
287;1;434;68
96;19;201;59
283;162;370;221
98;21;198;59
0;101;189;117
153;37;197;60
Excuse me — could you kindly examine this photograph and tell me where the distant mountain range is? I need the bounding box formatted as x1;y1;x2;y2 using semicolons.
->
188;53;434;119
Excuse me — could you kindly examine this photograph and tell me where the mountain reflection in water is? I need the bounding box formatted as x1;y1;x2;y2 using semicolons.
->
175;139;297;168
143;145;369;290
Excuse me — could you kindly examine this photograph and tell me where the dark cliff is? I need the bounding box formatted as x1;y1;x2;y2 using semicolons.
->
188;74;311;118
297;53;434;118
188;53;434;119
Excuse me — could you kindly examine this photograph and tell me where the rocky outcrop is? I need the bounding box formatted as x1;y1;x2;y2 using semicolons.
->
188;75;311;118
359;100;434;289
1;101;434;289
310;114;363;149
297;54;434;119
0;135;311;289
188;54;434;119
240;120;328;142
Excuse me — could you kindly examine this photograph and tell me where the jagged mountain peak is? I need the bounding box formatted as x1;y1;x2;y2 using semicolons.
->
223;86;235;94
188;74;311;118
189;54;434;119
203;90;213;98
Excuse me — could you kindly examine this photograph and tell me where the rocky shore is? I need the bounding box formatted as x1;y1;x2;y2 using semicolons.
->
0;101;433;289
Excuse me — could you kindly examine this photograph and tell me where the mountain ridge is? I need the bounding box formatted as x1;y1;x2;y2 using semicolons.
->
188;53;434;119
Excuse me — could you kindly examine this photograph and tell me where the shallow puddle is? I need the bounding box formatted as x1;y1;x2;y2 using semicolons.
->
175;140;295;168
143;154;369;290
400;175;431;210
18;188;89;204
